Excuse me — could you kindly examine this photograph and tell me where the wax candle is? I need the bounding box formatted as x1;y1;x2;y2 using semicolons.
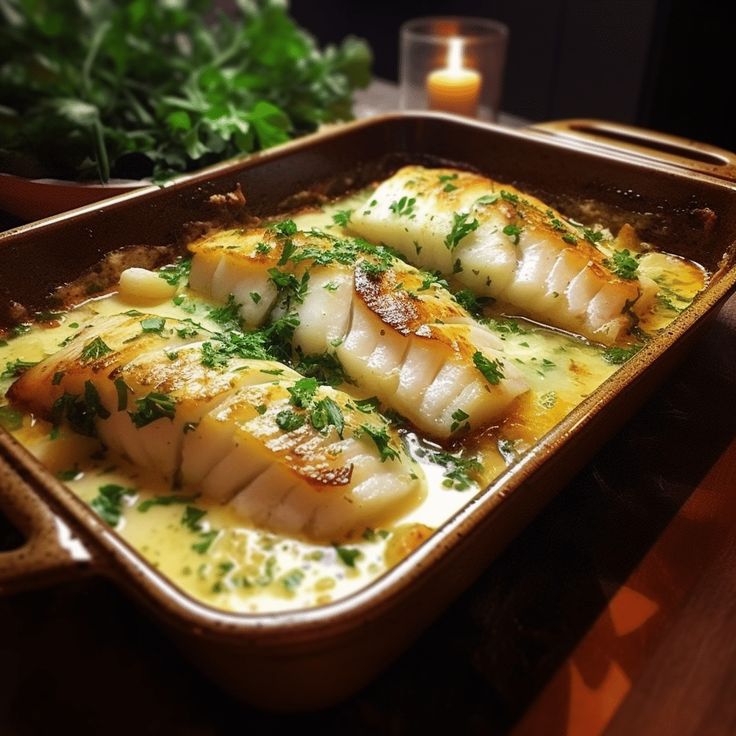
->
426;37;481;117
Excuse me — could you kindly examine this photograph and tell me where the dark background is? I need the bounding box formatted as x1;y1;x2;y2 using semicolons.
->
291;0;735;150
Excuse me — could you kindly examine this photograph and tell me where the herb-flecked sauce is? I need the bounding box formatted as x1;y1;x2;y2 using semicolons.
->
0;192;706;612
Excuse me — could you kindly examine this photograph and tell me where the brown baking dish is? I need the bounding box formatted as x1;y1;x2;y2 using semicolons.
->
1;114;735;710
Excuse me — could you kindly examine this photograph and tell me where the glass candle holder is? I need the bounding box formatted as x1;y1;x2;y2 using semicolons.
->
399;17;509;121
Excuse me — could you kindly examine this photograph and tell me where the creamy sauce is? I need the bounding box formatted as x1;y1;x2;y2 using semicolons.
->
0;194;706;613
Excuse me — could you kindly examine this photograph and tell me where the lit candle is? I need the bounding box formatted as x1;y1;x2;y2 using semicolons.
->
426;37;482;117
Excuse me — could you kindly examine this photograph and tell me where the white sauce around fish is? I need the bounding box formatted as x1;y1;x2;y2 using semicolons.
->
0;178;706;613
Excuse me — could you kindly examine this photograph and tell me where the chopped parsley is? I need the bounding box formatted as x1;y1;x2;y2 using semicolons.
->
539;391;557;409
602;344;642;364
498;438;520;464
50;382;109;437
277;239;297;266
80;336;112;363
474;193;500;207
444;211;479;250
270;219;297;237
604;249;639;280
310;397;345;438
439;173;459;192
454;289;492;317
56;465;81;481
482;317;529;335
334;545;362;567
418;271;450;291
354;396;379;413
472;351;505;385
450;408;470;433
281;569;305;592
287;376;319;408
389;196;416;218
129;392;176;427
500;190;519;204
90;484;135;527
294;353;352;387
200;329;271;369
207;294;242;329
420;447;483;491
582;227;605;246
114;377;130;410
332;209;353;227
268;268;310;304
192;530;218;554
140;316;165;333
1;358;38;380
181;505;206;532
157;258;191;287
275;409;305;432
360;423;399;462
502;223;523;244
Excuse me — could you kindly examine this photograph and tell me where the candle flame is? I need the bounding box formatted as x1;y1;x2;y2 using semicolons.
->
446;37;464;71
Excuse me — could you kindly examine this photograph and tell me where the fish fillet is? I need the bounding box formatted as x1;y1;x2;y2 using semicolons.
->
8;314;423;540
349;166;657;344
187;226;528;439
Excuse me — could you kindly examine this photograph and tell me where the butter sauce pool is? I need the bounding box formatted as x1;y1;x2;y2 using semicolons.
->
0;195;706;613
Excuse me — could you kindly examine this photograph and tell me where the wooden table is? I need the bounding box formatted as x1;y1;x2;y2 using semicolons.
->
1;83;735;735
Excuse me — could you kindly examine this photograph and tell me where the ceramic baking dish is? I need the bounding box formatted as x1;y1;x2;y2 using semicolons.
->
0;113;735;710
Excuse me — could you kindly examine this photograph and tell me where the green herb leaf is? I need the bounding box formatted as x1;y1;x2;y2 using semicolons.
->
275;409;305;432
1;358;39;380
423;448;483;491
280;568;305;592
354;396;379;413
192;530;218;555
157;259;191;287
444;211;479;250
332;209;353;227
140;316;165;333
604;249;639;280
335;545;362;567
80;336;112;363
113;378;130;410
360;423;400;462
181;505;206;532
502;223;523;244
90;484;135;527
207;294;242;329
310;397;345;438
472;351;505;385
450;408;470;433
294;353;352;387
602;344;642;364
287;377;319;408
270;219;297;237
389;196;416;218
129;392;175;427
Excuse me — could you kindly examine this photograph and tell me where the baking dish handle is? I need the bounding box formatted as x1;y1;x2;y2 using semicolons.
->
529;118;736;183
0;450;93;594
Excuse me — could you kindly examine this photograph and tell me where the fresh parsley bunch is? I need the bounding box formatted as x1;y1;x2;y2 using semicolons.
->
0;0;371;182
